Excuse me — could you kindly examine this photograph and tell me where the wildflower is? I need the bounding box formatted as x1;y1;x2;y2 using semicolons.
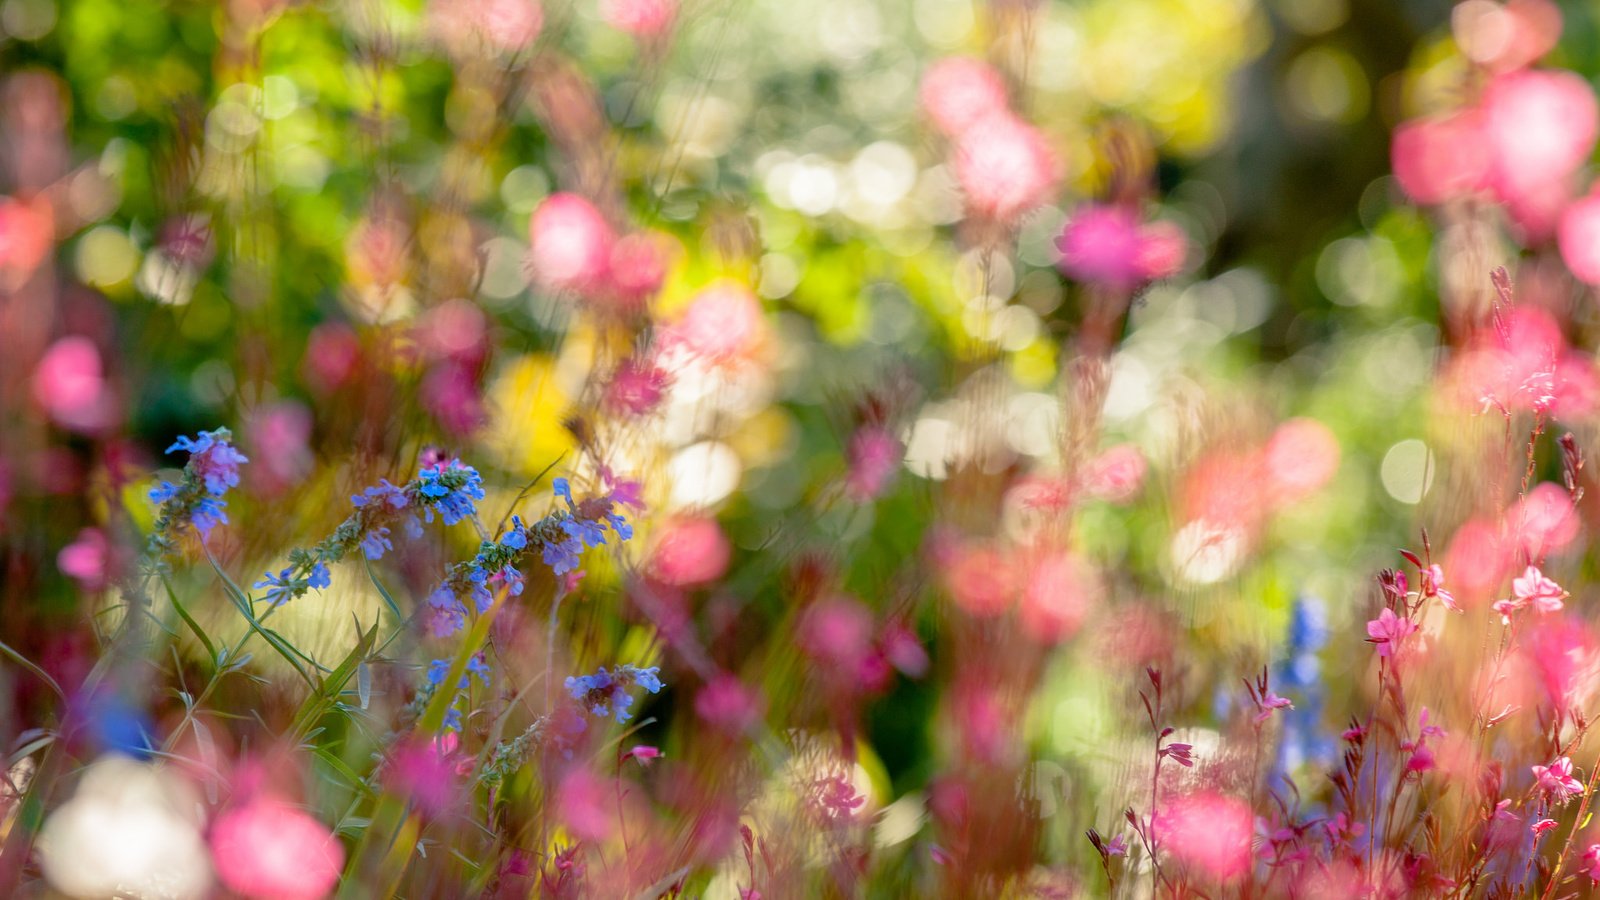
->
150;428;249;542
209;796;344;900
1254;690;1293;725
1532;756;1584;804
254;568;297;606
542;536;583;576
844;425;902;502
1160;742;1195;768
33;337;114;433
649;517;731;586
58;528;110;591
1581;844;1600;884
953;113;1058;222
167;431;249;496
919;57;1009;138
1533;818;1558;836
565;665;663;724
1419;563;1460;612
604;357;670;417
415;459;485;526
1103;833;1129;857
621;745;662;767
1055;204;1185;292
1514;565;1567;613
1152;791;1253;881
600;0;678;40
1365;607;1417;657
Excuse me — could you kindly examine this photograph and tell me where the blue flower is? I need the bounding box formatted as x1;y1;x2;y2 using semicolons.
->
543;536;583;576
190;495;229;537
466;654;491;686
566;664;664;724
352;479;409;510
426;659;451;687
359;526;393;561
308;562;331;590
501;518;529;551
562;516;608;549
553;477;573;506
149;481;179;504
254;567;297;606
417;461;485;526
605;512;633;542
168;430;248;496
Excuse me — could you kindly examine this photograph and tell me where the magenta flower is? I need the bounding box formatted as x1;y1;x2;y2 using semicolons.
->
1253;690;1293;725
1366;607;1418;657
1419;563;1460;612
1533;756;1585;804
1533;818;1559;837
1055;204;1188;292
1513;565;1567;613
1582;843;1600;884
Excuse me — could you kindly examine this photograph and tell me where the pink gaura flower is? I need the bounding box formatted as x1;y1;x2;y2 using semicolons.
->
1055;204;1187;292
1532;756;1584;804
649;516;731;586
1581;843;1600;884
600;0;678;40
1081;444;1145;503
1391;111;1490;205
604;357;671;417
34;336;114;434
1483;69;1597;227
1420;563;1461;612
529;193;615;296
919;57;1009;138
1532;817;1559;836
1253;690;1293;725
555;769;612;841
663;281;769;367
953;114;1059;222
1511;482;1580;558
1153;792;1253;881
941;541;1017;617
57;528;110;592
1020;552;1096;644
1452;0;1561;73
844;426;902;502
1513;565;1567;613
1262;418;1340;502
1559;189;1600;285
1366;607;1417;658
694;674;765;735
621;745;662;766
209;796;344;900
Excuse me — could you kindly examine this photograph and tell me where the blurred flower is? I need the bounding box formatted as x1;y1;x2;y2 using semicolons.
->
246;401;313;494
1081;443;1146;503
1453;0;1561;73
940;541;1016;617
210;795;344;900
1020;552;1094;644
919;57;1009;138
606;231;672;309
600;0;678;41
695;674;765;735
649;516;731;586
1055;204;1186;291
621;745;662;766
1582;843;1600;884
565;664;663;724
798;596;876;679
556;769;612;841
662;281;769;369
431;0;543;55
33;336;114;433
58;527;110;591
301;323;361;394
954;114;1058;222
36;756;212;899
1483;69;1597;238
844;425;901;502
1262;418;1340;502
604;356;671;417
1152;791;1253;881
1391;112;1490;205
0;195;53;284
530;193;614;296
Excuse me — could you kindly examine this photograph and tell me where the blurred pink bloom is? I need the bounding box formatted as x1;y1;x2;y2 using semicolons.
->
419;299;489;365
301;323;361;394
1532;817;1558;836
606;232;672;309
1391;112;1490;205
386;736;469;816
1453;0;1561;73
0;195;53;280
1366;607;1417;657
663;281;768;367
1511;482;1579;559
879;622;928;678
33;336;114;433
1081;444;1145;503
844;426;901;502
530;193;615;296
556;769;612;841
649;517;731;586
600;0;678;40
1262;418;1340;502
941;542;1016;617
1056;204;1186;291
247;402;314;494
57;528;109;591
1521;617;1600;715
1582;843;1600;884
954;114;1058;222
694;674;765;735
604;357;671;417
1483;69;1597;234
1533;756;1584;803
210;796;344;900
1446;516;1513;606
421;363;486;436
1020;552;1094;644
432;0;543;53
798;595;875;676
1559;189;1600;285
919;57;1009;137
1153;791;1253;881
1254;690;1293;724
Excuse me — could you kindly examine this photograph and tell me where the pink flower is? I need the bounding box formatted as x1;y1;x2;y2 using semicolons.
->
1483;69;1598;236
1581;843;1600;884
1253;690;1293;725
599;0;678;40
798;595;875;676
33;337;114;433
1020;552;1095;644
649;517;731;586
431;0;543;53
694;674;765;735
1366;607;1417;657
1081;444;1146;503
1532;756;1585;804
1511;483;1580;558
1559;190;1600;285
953;114;1058;222
1512;565;1567;613
605;231;672;309
1532;818;1558;836
663;281;769;366
555;769;612;841
1262;418;1340;503
1153;792;1253;881
1104;832;1129;857
529;193;615;295
1055;204;1185;291
246;401;314;494
1452;0;1561;74
1420;563;1460;613
57;528;110;591
844;426;902;502
919;57;1010;138
941;542;1017;617
604;357;671;417
0;195;52;281
209;796;344;900
1159;741;1195;768
1391;112;1490;205
621;745;662;766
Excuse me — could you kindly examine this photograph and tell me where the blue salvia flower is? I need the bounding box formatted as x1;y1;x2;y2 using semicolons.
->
149;428;248;545
416;460;485;526
565;664;663;724
254;567;297;606
1274;594;1333;775
359;526;393;561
